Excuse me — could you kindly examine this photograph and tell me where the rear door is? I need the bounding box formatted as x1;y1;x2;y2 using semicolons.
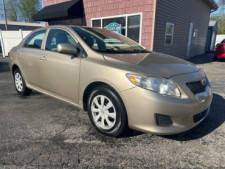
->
18;29;47;87
39;28;81;103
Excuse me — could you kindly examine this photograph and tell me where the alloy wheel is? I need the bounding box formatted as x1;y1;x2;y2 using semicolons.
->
15;72;23;92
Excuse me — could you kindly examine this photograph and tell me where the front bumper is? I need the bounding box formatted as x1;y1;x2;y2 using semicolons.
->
120;72;213;135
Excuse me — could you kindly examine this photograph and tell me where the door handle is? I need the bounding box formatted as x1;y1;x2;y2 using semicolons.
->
40;56;46;61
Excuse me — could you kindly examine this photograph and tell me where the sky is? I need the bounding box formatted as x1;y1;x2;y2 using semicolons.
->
214;0;220;14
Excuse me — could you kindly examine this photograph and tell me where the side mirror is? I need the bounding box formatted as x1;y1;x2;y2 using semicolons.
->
57;43;78;55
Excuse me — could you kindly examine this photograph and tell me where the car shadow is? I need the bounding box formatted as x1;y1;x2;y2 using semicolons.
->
163;93;225;141
214;58;225;62
119;129;143;138
31;91;42;96
188;53;215;65
0;59;10;73
188;53;225;65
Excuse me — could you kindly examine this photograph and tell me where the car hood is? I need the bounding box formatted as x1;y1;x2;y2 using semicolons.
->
103;52;199;78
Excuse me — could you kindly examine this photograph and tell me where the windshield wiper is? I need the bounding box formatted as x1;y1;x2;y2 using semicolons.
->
100;49;150;54
132;49;150;53
102;49;124;53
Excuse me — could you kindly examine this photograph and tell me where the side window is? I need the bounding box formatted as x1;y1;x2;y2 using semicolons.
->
164;22;174;46
45;29;79;52
24;30;46;49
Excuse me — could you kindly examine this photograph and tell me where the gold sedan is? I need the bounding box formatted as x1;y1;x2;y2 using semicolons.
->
8;26;212;137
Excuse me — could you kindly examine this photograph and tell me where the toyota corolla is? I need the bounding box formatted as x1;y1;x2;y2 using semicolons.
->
8;26;212;137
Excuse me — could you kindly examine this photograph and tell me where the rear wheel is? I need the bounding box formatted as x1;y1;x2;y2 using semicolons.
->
87;85;128;137
14;68;32;97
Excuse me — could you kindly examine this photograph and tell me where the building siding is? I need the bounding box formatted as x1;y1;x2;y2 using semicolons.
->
42;0;70;7
153;0;211;59
42;0;156;49
42;0;213;56
83;0;155;49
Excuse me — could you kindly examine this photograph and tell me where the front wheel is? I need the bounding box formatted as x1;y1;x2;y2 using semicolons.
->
14;68;32;97
87;86;128;137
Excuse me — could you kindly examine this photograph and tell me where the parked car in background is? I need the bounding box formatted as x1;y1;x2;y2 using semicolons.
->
8;26;212;137
214;39;225;61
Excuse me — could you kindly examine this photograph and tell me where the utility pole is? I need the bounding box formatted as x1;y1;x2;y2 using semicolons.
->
2;0;8;30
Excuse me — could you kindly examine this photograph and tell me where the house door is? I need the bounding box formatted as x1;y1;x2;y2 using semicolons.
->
186;23;194;59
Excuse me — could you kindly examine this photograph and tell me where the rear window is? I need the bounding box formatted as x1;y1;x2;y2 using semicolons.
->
24;30;46;49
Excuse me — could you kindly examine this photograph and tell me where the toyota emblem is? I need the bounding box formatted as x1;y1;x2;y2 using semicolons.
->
201;79;206;86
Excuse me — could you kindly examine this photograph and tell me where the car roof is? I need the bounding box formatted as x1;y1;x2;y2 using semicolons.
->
34;25;93;32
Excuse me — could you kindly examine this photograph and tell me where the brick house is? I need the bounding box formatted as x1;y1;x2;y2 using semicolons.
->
34;0;218;59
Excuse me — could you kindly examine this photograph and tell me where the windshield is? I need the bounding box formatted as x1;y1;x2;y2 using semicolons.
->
72;27;150;54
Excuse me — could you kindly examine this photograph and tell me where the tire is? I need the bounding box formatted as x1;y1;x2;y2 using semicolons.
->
13;68;32;97
87;85;128;137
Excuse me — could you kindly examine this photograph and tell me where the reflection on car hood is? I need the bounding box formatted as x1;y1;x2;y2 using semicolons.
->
103;52;200;78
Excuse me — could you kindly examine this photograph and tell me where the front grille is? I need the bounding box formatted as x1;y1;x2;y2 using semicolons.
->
186;80;207;94
193;109;208;123
155;114;173;126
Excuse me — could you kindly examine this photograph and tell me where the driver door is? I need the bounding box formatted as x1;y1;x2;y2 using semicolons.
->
39;28;81;103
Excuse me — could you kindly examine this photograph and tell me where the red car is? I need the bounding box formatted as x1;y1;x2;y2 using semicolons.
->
214;39;225;61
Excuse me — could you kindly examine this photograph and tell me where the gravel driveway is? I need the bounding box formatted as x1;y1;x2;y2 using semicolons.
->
0;54;225;168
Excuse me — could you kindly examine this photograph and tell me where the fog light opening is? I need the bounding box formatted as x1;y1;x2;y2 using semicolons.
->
155;114;173;126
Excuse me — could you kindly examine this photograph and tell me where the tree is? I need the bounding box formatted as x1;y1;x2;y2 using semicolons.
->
218;0;225;13
211;0;225;34
211;15;225;34
7;0;19;21
0;0;20;21
17;0;40;22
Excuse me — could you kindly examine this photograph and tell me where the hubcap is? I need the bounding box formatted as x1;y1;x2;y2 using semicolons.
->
15;72;23;92
91;95;116;130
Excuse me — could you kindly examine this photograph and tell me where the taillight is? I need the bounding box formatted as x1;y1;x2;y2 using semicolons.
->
8;52;10;57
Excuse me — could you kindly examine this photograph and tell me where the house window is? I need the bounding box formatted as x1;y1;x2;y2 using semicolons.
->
127;15;141;43
192;29;198;44
165;22;174;45
92;19;101;28
103;17;126;35
91;13;142;44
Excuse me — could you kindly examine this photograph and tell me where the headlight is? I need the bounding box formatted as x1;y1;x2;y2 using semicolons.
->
126;74;181;97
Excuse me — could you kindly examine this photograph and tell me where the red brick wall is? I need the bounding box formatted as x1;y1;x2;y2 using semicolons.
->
42;0;70;7
42;0;155;49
